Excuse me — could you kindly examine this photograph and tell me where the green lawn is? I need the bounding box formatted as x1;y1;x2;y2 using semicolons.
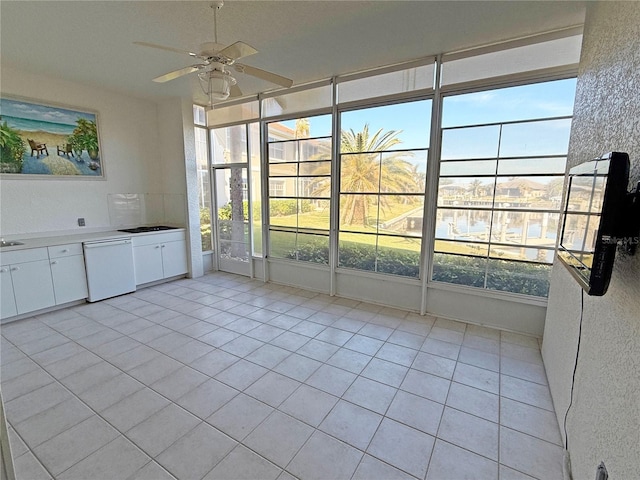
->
270;209;331;230
268;208;422;254
244;218;531;265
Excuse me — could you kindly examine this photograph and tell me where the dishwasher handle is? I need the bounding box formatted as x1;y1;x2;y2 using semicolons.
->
84;239;131;249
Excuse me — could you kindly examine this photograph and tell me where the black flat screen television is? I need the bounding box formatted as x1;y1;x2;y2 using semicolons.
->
557;152;630;296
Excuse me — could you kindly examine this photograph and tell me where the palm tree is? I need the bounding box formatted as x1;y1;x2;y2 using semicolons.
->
545;178;565;199
295;118;310;139
468;179;483;198
228;127;247;258
314;124;419;226
0;119;26;163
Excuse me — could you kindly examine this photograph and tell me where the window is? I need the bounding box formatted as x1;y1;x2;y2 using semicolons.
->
195;126;212;251
337;60;435;104
268;137;285;161
248;123;263;256
206;101;259;127
229;126;247;146
262;84;332;117
338;100;432;277
210;122;262;259
200;34;579;300
269;179;285;197
193;105;206;126
206;101;261;257
215;167;250;263
441;34;582;86
267;115;332;263
433;79;577;296
211;125;248;165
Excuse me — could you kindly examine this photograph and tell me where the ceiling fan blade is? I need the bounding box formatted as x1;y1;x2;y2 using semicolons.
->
134;41;198;58
230;84;243;98
218;41;258;60
234;64;293;88
153;65;202;83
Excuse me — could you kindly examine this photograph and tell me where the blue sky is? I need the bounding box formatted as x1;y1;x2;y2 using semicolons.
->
286;78;577;153
0;98;95;126
442;78;577;127
341;100;432;150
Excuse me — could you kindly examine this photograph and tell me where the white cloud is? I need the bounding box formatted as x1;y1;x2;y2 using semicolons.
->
448;92;497;105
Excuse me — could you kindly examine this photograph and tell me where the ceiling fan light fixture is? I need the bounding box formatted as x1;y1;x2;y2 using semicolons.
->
199;69;236;103
137;0;293;100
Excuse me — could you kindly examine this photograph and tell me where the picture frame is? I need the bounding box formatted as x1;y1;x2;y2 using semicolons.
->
0;95;104;178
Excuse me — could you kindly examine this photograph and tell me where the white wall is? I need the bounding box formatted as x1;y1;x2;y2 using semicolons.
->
542;3;640;479
0;66;162;236
156;97;203;277
427;287;546;336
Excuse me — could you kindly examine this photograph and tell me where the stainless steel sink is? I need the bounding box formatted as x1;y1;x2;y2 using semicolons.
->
0;240;24;247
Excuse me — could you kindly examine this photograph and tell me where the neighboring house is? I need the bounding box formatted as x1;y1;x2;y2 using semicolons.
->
496;178;546;197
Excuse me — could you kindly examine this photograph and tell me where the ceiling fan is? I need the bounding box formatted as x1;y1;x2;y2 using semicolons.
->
135;1;293;105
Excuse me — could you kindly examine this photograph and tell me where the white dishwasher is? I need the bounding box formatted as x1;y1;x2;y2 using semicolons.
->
83;238;136;302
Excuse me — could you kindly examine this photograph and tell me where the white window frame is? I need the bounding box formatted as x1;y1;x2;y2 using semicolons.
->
194;27;582;335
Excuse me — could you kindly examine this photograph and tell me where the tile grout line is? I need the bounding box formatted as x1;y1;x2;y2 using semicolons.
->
2;330;186;479
5;320;280;480
3;272;557;480
32;285;373;477
423;322;465;480
3;315;244;477
350;320;435;478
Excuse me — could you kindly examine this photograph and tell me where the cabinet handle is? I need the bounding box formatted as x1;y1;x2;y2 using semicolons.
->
155;245;160;249
0;268;7;273
161;244;166;248
62;249;69;253
51;260;58;265
11;267;19;271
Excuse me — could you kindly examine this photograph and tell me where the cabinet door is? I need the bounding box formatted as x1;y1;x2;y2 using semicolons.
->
10;260;56;315
50;255;88;304
133;244;164;285
1;267;17;319
161;240;188;278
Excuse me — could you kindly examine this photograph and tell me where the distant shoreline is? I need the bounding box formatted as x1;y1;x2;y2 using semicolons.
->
1;114;76;136
15;129;71;154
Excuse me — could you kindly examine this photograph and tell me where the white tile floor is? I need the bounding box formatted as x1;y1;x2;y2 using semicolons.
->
1;272;565;480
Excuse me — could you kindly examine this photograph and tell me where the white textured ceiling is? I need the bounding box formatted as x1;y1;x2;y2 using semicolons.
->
0;1;587;105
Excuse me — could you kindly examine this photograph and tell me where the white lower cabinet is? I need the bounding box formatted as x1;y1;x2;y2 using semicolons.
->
1;243;89;320
0;267;17;319
132;231;188;285
1;248;56;319
48;243;88;305
1;231;186;320
161;240;189;278
11;260;56;314
133;244;165;285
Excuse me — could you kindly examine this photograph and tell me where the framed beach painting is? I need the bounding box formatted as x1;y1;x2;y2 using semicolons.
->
0;96;104;178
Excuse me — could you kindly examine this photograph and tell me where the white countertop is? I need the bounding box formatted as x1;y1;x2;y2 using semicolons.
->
0;227;186;252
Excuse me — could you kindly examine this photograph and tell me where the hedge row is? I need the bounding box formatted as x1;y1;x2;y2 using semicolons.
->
216;199;316;220
432;253;551;296
269;199;314;217
286;242;550;296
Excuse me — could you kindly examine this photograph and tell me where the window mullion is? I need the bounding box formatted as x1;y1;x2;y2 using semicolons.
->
484;123;503;289
432;78;576;297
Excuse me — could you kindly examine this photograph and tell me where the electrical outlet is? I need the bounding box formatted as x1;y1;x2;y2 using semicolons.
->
78;218;86;227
